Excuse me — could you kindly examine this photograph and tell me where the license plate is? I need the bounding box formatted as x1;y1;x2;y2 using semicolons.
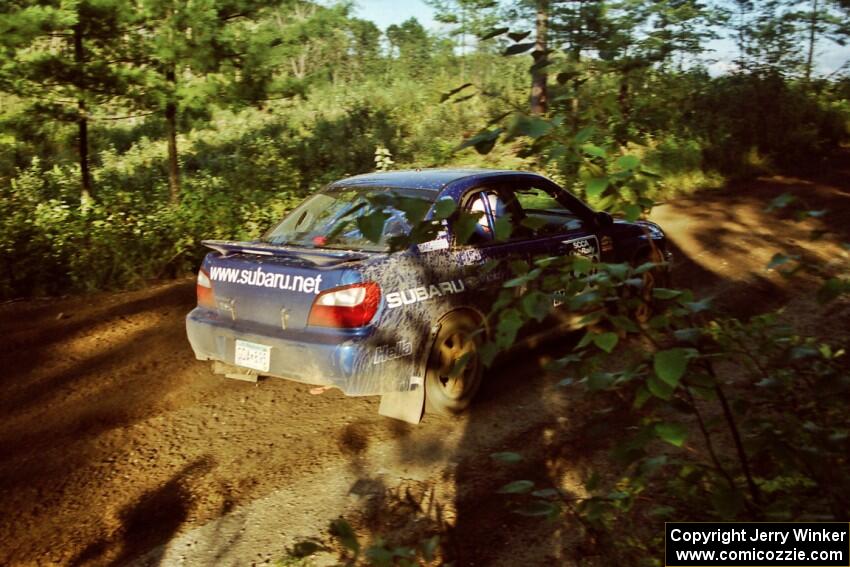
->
234;340;271;372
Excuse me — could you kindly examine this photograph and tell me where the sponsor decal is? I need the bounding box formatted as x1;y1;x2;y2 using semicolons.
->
209;265;322;294
600;235;614;252
373;340;413;364
563;236;601;262
418;237;449;253
456;248;483;264
386;279;466;309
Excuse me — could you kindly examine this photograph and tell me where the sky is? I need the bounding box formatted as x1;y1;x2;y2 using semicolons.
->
352;0;849;76
353;0;437;31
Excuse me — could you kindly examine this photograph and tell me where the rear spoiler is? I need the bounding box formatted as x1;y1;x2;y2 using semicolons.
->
201;240;367;265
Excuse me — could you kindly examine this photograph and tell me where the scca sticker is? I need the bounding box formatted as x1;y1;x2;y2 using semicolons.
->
563;236;600;262
386;279;466;308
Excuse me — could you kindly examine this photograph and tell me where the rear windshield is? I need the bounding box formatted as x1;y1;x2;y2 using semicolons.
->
263;187;436;252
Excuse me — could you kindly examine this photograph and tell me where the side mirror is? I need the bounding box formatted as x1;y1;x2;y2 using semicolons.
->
595;211;614;228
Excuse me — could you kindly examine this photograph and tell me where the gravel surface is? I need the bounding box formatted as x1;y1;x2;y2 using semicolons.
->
1;163;848;566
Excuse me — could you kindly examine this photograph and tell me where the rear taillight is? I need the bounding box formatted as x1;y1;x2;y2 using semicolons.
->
308;282;380;328
196;268;216;309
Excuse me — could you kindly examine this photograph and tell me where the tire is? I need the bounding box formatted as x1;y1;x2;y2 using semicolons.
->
425;311;484;416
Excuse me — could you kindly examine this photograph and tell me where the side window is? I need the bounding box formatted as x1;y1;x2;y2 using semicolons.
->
513;186;584;235
463;191;498;244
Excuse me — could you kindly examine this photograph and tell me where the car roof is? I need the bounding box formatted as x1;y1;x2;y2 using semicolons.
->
329;168;540;192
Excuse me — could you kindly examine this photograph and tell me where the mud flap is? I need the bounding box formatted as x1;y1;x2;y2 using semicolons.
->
378;384;425;424
378;323;440;424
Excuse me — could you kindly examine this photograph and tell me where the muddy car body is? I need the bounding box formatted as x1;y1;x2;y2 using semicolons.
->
186;169;670;422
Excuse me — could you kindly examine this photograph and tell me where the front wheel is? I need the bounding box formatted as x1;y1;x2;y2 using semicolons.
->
425;312;484;416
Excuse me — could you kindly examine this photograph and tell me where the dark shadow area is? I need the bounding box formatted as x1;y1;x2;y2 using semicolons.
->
0;280;194;385
69;457;213;567
0;282;202;565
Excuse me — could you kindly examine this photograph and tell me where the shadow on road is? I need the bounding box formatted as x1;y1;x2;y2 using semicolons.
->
69;457;213;567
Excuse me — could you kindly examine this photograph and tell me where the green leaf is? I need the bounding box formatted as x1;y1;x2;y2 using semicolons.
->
356;210;389;243
479;27;509;40
521;291;551;322
655;422;688;447
592;332;619;353
497;480;535;494
647;374;675;400
330;519;360;553
653;348;689;387
503;42;535;56
520;216;548;231
529;57;553;73
574;127;594;144
514;500;559;517
490;451;523;463
767;253;793;270
581;143;606;158
395;197;433;225
421;535;440;562
509;115;553;139
765;192;795;212
457;128;502;155
493;215;514;241
433;197;457;220
439;82;473;102
496;308;524;347
452;211;483;244
615;154;640;170
640;455;668;475
634;386;652;408
623;204;641;221
585;177;609;198
587;371;615;390
673;328;702;344
817;278;849;304
652;287;682;299
531;488;560;499
683;298;712;313
507;30;531;41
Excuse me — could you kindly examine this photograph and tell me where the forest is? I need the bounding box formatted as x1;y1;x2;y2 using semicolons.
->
1;0;847;297
1;0;850;565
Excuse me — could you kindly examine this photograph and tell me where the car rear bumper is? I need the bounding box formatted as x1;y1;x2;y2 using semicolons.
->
185;308;420;395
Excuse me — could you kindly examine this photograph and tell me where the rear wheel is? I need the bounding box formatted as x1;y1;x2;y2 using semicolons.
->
425;312;484;416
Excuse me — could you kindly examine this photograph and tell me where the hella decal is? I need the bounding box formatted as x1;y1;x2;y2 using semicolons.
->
373;341;413;365
386;279;466;309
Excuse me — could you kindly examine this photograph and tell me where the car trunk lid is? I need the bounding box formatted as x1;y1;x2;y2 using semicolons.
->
202;240;367;332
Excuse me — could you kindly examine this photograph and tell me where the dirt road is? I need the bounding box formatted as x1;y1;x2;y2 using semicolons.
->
1;159;848;566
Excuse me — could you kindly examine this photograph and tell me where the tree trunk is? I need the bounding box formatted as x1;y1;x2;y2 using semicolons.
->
165;66;180;204
618;77;630;120
530;0;549;115
804;0;819;84
73;23;93;203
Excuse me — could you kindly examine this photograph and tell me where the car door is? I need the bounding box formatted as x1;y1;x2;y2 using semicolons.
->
450;179;607;330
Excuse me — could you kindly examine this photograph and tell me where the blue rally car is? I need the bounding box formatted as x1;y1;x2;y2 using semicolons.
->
186;169;670;423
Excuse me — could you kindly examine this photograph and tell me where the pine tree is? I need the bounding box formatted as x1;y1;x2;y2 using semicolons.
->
0;0;139;203
134;0;286;203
